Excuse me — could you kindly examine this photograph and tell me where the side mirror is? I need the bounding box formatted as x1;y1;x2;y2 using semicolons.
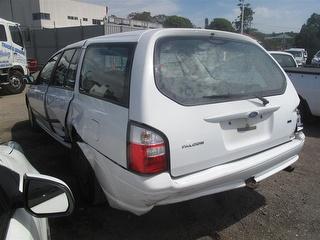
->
23;174;74;218
24;75;35;84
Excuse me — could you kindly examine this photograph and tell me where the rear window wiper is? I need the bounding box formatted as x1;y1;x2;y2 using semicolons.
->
203;94;269;106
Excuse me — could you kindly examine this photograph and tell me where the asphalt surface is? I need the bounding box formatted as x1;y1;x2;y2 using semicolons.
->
1;89;320;240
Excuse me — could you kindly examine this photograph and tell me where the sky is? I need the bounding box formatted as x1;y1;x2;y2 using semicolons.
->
79;0;320;33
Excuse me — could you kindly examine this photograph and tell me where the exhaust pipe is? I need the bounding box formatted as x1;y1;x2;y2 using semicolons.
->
283;165;295;172
245;177;259;189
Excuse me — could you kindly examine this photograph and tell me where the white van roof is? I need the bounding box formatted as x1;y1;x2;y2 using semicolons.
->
286;48;306;52
64;28;258;50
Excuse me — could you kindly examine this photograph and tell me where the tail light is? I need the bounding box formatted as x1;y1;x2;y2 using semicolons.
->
128;123;168;174
295;108;303;132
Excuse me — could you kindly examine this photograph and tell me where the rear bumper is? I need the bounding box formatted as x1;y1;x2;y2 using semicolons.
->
79;132;305;215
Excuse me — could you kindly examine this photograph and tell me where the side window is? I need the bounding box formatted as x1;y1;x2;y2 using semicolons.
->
9;26;23;47
0;25;7;41
51;49;76;88
37;53;61;84
80;44;134;106
65;49;81;89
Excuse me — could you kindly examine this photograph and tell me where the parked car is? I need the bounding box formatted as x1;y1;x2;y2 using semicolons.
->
26;29;305;215
285;48;307;66
269;51;298;68
311;50;320;67
0;141;74;240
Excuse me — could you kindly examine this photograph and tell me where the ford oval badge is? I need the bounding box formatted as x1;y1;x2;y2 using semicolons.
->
248;111;258;118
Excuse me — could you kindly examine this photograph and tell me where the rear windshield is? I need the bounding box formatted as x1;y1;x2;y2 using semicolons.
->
154;37;286;106
271;53;297;68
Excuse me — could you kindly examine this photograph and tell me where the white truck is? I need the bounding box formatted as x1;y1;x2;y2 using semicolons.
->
284;67;320;120
0;18;28;94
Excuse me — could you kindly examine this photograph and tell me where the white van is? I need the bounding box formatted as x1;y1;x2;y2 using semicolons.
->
285;48;307;66
26;29;305;215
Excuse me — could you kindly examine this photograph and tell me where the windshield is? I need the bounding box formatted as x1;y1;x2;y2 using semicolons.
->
286;51;302;58
271;53;297;68
154;36;286;106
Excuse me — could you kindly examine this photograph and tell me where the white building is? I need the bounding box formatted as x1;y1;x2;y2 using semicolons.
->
0;0;107;29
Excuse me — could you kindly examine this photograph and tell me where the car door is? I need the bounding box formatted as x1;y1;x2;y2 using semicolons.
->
71;43;134;167
46;48;81;138
27;53;61;129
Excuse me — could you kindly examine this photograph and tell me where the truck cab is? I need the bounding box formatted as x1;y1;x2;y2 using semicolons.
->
0;18;28;94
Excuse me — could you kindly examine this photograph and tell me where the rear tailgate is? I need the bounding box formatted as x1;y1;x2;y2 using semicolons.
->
137;33;300;177
162;94;298;177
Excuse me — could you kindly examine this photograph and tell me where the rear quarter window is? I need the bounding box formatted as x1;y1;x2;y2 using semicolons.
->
80;43;135;107
154;36;286;106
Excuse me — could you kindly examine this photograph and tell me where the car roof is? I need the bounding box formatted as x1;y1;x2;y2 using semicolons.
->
63;28;258;50
269;51;294;57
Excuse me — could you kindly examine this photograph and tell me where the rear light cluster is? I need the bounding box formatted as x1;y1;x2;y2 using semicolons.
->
128;123;168;174
295;108;303;132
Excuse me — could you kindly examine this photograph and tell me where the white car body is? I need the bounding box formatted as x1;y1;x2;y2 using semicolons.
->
285;68;320;117
311;50;320;66
285;48;307;66
26;29;305;215
0;18;28;93
0;143;48;240
0;142;74;240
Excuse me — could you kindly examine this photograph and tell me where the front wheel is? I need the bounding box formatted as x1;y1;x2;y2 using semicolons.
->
27;102;39;130
4;70;26;94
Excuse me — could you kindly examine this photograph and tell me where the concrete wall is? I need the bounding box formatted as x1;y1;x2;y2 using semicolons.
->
0;0;106;29
24;24;105;65
38;0;106;28
0;0;41;29
24;23;144;66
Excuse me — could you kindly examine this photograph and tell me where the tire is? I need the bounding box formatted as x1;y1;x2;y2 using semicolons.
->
27;102;39;130
298;98;315;124
4;70;26;94
71;141;105;205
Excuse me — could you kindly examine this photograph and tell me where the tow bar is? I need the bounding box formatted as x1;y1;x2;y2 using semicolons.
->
283;165;295;172
245;177;259;189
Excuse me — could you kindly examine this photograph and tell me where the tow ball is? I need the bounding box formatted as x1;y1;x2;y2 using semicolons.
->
245;177;259;189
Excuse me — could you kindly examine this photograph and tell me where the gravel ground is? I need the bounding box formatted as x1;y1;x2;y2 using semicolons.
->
0;90;319;240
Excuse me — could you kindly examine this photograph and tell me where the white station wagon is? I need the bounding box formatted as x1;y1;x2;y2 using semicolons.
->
26;29;305;215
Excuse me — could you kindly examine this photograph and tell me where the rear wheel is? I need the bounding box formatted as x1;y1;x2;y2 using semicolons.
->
298;98;315;124
4;70;26;94
71;141;105;205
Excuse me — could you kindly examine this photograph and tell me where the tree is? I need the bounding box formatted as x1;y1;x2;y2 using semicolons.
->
152;14;168;24
233;0;255;33
207;18;235;32
163;15;193;28
295;13;320;63
128;11;153;22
